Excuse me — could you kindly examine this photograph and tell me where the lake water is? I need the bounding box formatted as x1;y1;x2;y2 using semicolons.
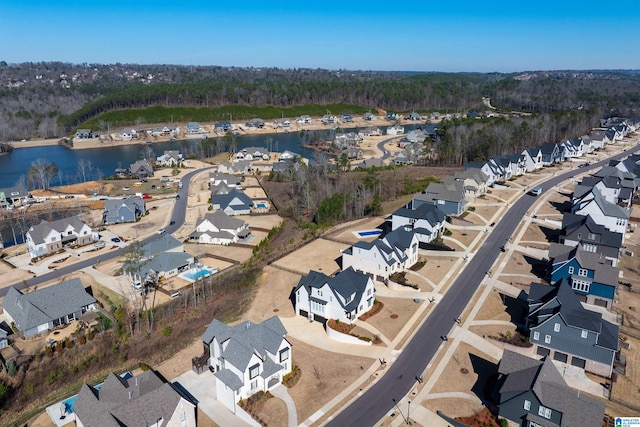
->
0;124;421;189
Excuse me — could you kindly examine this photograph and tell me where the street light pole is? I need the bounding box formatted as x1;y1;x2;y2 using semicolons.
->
392;399;408;425
407;400;411;425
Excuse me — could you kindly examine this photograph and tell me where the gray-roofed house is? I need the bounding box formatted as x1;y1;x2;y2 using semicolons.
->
413;180;467;216
196;316;291;414
129;159;154;178
209;172;242;188
186;121;204;134
294;267;376;324
245;118;265;129
155;150;183;167
571;187;630;235
142;234;184;259
26;215;97;258
550;244;619;309
521;147;544;172
3;278;97;337
189;210;250;245
442;169;489;201
136;251;194;286
342;228;419;281
559;213;622;266
407;112;422;121
103;196;146;225
211;189;253;216
391;202;446;244
496;349;605;427
75;129;94;139
540;142;562;165
526;280;619;377
73;370;196;427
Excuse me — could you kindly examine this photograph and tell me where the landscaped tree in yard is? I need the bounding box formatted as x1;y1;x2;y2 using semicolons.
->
120;241;149;334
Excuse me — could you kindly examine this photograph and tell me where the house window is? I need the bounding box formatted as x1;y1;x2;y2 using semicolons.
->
279;347;290;363
583;243;597;253
578;268;588;277
251;379;258;390
571;280;590;293
568;266;574;275
310;300;325;314
538;406;552;419
581;330;588;339
554;323;560;333
577;233;582;239
409;218;416;225
587;233;596;240
249;364;260;380
544;335;551;344
524;400;531;411
533;331;539;341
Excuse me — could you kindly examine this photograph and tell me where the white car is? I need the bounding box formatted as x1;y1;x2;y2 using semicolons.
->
157;228;166;235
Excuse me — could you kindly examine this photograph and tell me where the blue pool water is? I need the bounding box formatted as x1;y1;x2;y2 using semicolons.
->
63;384;103;413
184;269;211;281
356;230;382;237
255;202;268;209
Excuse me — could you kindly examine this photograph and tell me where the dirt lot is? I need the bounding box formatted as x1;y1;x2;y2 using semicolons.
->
497;250;543;281
444;229;479;250
325;216;387;244
473;289;513;322
272;239;347;276
423;342;499;418
365;297;423;341
246;214;284;230
285;337;374;423
469;203;501;224
243;187;268;199
243;266;300;322
416;256;460;286
520;222;556;246
184;242;253;264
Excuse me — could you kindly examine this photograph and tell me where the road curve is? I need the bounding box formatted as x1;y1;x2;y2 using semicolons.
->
327;144;639;427
3;166;216;297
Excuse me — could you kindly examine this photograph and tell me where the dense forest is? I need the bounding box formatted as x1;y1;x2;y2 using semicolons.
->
1;62;640;141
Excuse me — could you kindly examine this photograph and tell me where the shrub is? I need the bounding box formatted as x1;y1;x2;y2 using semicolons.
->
162;325;172;337
87;329;94;341
6;360;17;377
77;333;86;345
443;228;452;236
64;336;74;349
45;345;54;357
140;363;151;371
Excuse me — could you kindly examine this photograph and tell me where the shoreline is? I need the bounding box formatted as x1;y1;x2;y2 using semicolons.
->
8;116;425;151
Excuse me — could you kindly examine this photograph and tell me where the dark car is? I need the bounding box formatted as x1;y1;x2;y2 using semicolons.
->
111;237;121;243
151;184;156;189
176;194;180;199
170;221;175;226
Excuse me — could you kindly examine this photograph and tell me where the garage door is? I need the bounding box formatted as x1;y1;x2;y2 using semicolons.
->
536;347;550;357
571;357;586;368
576;294;587;303
553;352;568;363
313;313;327;323
594;298;608;308
299;310;309;318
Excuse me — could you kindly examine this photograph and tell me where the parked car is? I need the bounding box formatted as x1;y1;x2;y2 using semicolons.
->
151;184;156;189
122;187;130;191
156;228;166;235
94;241;106;248
111;237;121;243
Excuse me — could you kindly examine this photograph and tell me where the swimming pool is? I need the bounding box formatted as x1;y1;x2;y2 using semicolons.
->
62;384;103;413
179;267;218;283
255;202;268;209
354;229;382;238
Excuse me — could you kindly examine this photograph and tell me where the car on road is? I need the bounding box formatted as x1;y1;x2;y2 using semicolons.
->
156;228;166;235
111;237;121;243
176;194;180;199
530;186;542;196
170;221;175;225
65;195;75;199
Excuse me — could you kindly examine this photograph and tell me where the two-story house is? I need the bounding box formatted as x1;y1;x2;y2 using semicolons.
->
199;316;291;414
129;159;154;178
559;213;622;266
413;181;467;216
156;150;183;167
521;147;544;172
496;349;605;427
294;267;376;324
391;202;446;244
341;228;419;282
571;187;630;235
26;215;97;258
189;210;250;245
550;244;619;308
527;280;619;377
211;189;253;216
539;142;562;166
103;196;146;225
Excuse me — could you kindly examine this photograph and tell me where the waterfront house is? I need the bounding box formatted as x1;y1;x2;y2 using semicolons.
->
407;112;422;121
549;245;619;308
238;147;270;161
211;189;253;216
273;118;291;129
74;370;196;427
186;122;204;134
527;280;619;377
3;278;97;337
296;115;312;125
363;112;375;121
359;127;381;137
404;129;425;144
120;128;137;141
129;159;154;178
156;150;183;167
559;213;622;267
26;215;97;258
342;228;419;282
103;196;146;225
0;186;30;209
496;349;605;427
197;316;292;414
340;147;363;160
385;112;399;121
189;210;250;245
391;202;446;244
334;132;362;149
321;114;338;125
294;267;376;324
75;129;94;139
386;125;405;135
341;113;353;123
245;118;265;129
214;120;233;133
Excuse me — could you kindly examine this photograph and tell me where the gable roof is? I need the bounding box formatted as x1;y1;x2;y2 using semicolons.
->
199;210;246;231
3;278;96;331
27;215;90;245
211;189;253;211
142;235;182;259
294;267;371;312
498;350;605;427
561;213;623;249
393;202;446;226
73;370;189;427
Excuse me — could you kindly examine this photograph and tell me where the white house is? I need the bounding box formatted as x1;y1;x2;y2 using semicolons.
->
522;147;544;172
572;188;630;235
200;316;292;414
189;210;250;245
341;228;419;281
294;267;376;324
386;125;405;135
26;215;97;258
187;122;204;134
359;127;381;137
156;150;183;167
120;128;137;141
391;203;446;244
296;115;312;125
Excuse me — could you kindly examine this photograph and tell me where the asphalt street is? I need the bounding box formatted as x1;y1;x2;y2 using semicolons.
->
3;166;215;296
327;144;639;426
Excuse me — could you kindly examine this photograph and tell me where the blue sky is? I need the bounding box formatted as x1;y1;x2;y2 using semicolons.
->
1;1;639;72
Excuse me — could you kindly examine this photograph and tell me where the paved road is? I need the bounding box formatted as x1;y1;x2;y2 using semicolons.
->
377;137;396;160
3;166;215;296
327;144;639;426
